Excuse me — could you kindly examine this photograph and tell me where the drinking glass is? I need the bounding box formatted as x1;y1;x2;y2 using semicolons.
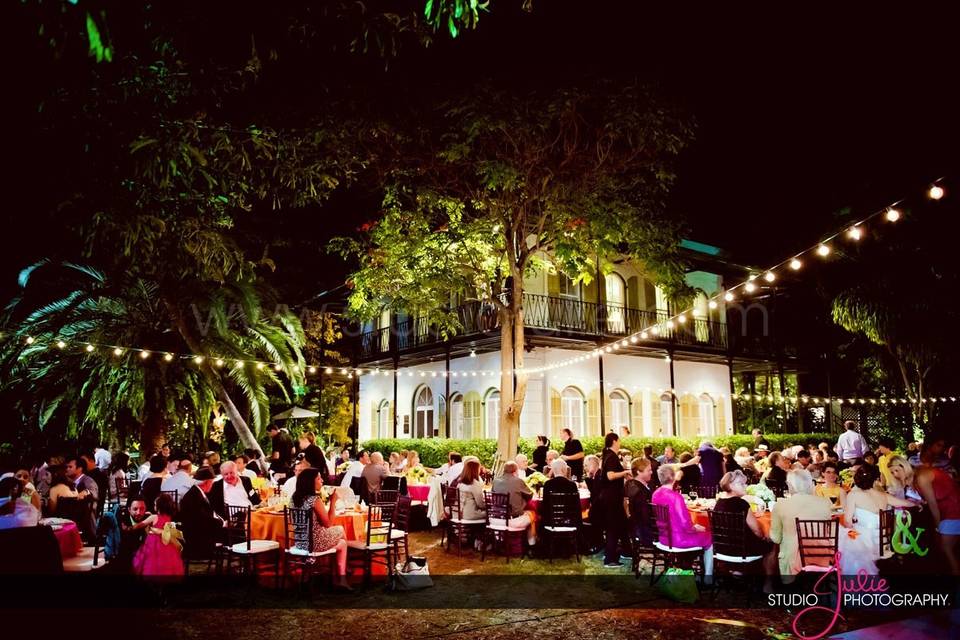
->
689;491;698;501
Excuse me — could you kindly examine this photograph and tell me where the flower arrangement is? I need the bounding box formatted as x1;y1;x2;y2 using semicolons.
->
839;467;855;489
251;476;268;491
336;461;352;475
524;472;549;492
746;482;775;506
406;464;429;485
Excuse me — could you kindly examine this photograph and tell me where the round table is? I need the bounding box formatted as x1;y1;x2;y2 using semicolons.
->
52;522;83;560
250;507;371;548
407;484;430;502
528;487;591;512
687;506;773;537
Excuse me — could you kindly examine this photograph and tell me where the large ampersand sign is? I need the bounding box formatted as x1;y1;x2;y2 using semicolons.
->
890;509;928;556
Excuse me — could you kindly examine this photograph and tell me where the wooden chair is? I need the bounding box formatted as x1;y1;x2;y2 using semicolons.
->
282;506;337;593
160;489;179;506
223;504;281;585
371;489;399;507
347;504;395;586
391;495;413;565
650;503;706;585
444;485;484;555
708;509;763;598
632;507;659;578
795;518;839;574
879;508;895;560
540;491;581;562
694;485;719;499
482;491;527;563
108;475;128;512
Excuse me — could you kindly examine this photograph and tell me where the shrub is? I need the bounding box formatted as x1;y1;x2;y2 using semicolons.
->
360;433;836;467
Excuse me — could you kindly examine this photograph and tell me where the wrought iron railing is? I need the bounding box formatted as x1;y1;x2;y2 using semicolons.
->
358;293;735;359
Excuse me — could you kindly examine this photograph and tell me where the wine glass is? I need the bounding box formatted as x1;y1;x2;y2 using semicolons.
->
689;490;699;501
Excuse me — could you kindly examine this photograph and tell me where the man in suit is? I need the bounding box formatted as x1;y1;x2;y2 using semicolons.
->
207;460;261;518
65;456;99;541
178;467;224;559
769;469;832;583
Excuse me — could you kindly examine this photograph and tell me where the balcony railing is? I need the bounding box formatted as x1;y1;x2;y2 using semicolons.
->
359;293;735;360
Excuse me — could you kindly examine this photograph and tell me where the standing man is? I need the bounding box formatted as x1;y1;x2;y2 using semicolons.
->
835;420;869;466
656;446;678;465
598;432;631;568
65;456;99;541
560;428;585;481
268;424;295;479
94;443;112;471
697;440;725;488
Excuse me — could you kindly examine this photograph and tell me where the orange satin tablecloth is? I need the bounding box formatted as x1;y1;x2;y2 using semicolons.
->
250;507;371;548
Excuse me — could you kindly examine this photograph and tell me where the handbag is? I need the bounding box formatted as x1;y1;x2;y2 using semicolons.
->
390;556;433;591
656;568;699;603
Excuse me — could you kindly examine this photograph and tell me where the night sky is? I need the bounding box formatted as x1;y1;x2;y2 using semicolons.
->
3;2;958;301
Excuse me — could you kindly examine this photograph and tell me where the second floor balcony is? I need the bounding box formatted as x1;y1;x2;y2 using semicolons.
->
355;292;775;362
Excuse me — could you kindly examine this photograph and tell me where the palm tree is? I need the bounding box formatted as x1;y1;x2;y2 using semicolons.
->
2;261;305;454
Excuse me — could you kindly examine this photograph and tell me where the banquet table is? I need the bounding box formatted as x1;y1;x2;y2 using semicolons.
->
250;506;372;548
687;506;773;538
526;488;592;538
52;521;83;560
407;484;430;502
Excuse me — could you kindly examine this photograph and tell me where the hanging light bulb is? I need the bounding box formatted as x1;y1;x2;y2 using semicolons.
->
666;320;675;329
56;340;66;349
235;360;244;368
85;344;95;352
790;258;802;270
640;331;649;339
651;326;660;335
469;349;477;358
292;365;300;373
193;355;203;364
885;208;901;222
113;347;123;356
708;299;718;309
847;226;863;240
256;362;265;370
724;291;734;302
140;351;151;360
215;358;224;367
308;366;317;374
929;184;945;200
164;353;174;362
745;282;757;293
630;335;638;343
25;336;35;344
816;244;831;256
325;367;333;374
677;315;686;324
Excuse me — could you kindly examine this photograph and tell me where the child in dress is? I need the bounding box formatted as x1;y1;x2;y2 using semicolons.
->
132;493;184;579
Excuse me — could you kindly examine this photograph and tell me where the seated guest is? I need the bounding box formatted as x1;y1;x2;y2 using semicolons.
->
283;455;310;496
388;452;402;474
340;450;369;488
207;460;261;518
651;466;713;576
65;455;99;540
839;465;916;576
720;448;741;475
439;452;464;485
80;451;109;508
491;461;536;546
0;477;40;529
769;469;832;581
178;467;224;560
794;449;813;471
531;435;550;471
160;457;195;505
624;458;655;546
234;455;257;481
762;452;790;493
677;452;702;494
298;431;326;470
362;452;389;499
111;497;154;571
815;461;842;503
394;450;408;472
140;454;167;511
514;454;530;479
291;468;351;590
206;451;222;477
405;450;421;471
244;448;266;477
108;453;130;502
541;458;580;523
46;466;78;515
582;454;601;496
642;445;661;488
457;459;487;524
13;469;41;511
132;494;185;578
876;437;898;491
544;450;560;476
715;470;777;592
886;455;921;501
656;446;678;465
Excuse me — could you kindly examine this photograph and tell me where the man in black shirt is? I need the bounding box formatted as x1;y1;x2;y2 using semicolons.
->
599;432;631;567
268;424;295;477
560;428;585;480
297;431;326;470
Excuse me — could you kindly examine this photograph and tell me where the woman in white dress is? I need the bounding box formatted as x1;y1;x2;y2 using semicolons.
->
839;465;917;575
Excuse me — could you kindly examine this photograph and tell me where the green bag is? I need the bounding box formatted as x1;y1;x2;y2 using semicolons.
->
657;568;699;603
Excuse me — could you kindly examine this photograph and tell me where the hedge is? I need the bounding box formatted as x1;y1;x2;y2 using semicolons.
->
360;433;836;468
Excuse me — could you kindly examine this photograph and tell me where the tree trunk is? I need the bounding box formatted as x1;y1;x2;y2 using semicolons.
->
496;273;528;460
162;295;266;459
141;411;167;457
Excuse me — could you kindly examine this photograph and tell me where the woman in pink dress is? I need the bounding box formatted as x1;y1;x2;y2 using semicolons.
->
132;494;184;579
651;465;714;577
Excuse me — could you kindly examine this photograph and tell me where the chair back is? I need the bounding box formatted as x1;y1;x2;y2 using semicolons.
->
114;475;128;501
283;505;314;552
160;489;179;505
381;475;407;494
363;504;395;546
545;490;581;529
709;509;753;559
225;504;253;550
372;489;399;506
350;475;365;502
795;518;839;570
483;491;512;526
766;480;786;498
653;503;675;547
128;480;142;500
694;485;718;499
445;485;462;519
879;508;895;557
394;495;412;533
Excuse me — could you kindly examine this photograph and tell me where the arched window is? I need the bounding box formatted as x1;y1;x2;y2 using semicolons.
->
413;386;434;439
699;393;716;435
609;390;629;432
561;387;585;436
377;399;391;439
678;394;701;438
484;389;500;439
449;393;465;439
605;273;626;333
659;391;675;436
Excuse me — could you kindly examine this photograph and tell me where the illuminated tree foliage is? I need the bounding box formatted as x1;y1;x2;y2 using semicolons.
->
334;81;694;457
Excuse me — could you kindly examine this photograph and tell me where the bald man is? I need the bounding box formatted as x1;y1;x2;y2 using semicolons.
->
361;452;389;497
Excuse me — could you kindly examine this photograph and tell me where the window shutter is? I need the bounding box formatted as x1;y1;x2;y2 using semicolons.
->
388;401;394;438
631;391;644;436
547;272;560;297
371;402;379;440
679;395;700;438
627;276;640;312
587;388;601;437
550;388;562;439
603;393;613;434
464;391;482;439
716;396;727;435
650;391;662;435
